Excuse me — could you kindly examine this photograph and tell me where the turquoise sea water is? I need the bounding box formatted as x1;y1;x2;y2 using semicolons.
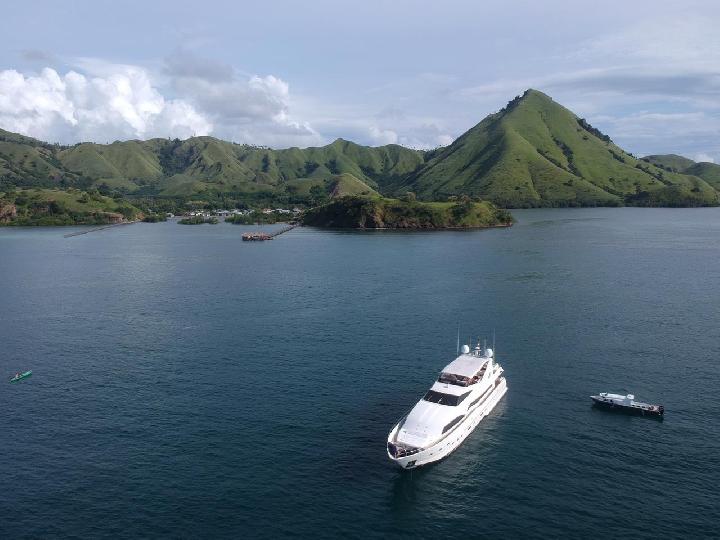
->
1;209;719;538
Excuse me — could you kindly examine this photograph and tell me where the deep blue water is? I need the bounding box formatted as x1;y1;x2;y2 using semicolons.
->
1;209;719;539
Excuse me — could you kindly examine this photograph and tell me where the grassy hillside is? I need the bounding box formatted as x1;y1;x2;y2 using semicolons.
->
642;154;696;172
0;188;141;225
286;173;378;198
327;173;377;197
0;90;717;209
398;90;718;207
685;163;720;190
302;195;513;229
50;136;423;205
0;129;80;189
59;141;163;184
643;154;720;191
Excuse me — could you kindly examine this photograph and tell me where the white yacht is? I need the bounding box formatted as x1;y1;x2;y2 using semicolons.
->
387;340;507;469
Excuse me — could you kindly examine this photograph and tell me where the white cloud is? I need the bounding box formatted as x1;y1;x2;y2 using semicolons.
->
0;66;211;143
695;153;715;164
396;123;455;149
163;51;322;147
368;126;398;145
0;59;322;148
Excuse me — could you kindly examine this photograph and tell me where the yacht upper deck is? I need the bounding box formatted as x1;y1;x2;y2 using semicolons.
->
437;350;492;387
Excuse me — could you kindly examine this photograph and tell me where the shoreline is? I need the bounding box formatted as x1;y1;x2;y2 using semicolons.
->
301;222;514;231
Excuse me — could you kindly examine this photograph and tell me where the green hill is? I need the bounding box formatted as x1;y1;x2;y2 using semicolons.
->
642;154;696;172
0;187;141;225
685;162;720;191
302;195;513;229
50;136;422;202
58;141;163;184
326;173;378;197
0;89;717;208
643;154;720;191
396;90;717;207
0;129;78;188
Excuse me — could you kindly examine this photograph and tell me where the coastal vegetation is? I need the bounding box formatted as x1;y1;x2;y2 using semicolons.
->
178;215;218;225
142;213;168;222
0;187;140;226
226;211;292;225
1;90;718;224
302;195;513;229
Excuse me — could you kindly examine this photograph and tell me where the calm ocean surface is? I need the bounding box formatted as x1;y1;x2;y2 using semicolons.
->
1;208;719;539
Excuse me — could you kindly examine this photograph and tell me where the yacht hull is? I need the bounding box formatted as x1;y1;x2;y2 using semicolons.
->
388;377;507;469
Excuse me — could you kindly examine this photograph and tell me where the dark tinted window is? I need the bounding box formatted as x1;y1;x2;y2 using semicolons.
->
468;387;492;408
438;372;470;386
442;415;465;434
423;390;471;406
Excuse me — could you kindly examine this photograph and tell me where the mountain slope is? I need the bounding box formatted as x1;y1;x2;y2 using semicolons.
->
642;154;696;172
643;154;720;191
59;141;163;184
0;129;77;188
0;90;717;208
0;187;140;225
397;90;717;207
686;162;720;190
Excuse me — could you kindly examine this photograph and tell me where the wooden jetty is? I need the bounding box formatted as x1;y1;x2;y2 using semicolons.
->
64;220;138;238
242;223;299;241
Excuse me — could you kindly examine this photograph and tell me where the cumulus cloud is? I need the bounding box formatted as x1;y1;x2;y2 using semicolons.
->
368;126;398;145
163;51;322;147
0;66;211;143
397;123;454;149
0;56;322;148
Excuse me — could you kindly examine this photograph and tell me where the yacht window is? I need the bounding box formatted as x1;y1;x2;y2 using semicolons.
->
469;387;492;408
423;390;471;406
438;372;470;386
442;415;465;434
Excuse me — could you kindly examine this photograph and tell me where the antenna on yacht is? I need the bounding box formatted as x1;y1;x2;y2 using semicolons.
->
456;324;460;355
493;328;496;359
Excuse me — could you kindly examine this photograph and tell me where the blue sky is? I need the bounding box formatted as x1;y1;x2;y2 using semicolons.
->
1;0;718;161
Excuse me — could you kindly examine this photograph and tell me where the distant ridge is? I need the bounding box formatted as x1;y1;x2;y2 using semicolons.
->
642;154;720;191
1;90;718;207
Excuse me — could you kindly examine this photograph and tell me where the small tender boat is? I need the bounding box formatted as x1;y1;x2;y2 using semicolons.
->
591;392;663;417
242;232;273;241
9;370;32;383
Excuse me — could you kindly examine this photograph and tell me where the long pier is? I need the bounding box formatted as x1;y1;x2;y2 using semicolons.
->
63;220;138;238
242;223;299;241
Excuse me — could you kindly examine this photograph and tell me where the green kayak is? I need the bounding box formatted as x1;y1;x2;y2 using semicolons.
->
9;370;32;383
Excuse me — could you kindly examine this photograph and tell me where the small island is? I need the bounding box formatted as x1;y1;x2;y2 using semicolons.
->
302;195;513;229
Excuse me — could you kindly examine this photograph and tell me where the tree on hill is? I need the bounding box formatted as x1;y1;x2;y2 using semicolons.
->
309;185;329;206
